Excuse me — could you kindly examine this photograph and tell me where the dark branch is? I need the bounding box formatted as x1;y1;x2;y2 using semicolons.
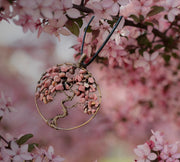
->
80;0;85;6
0;135;9;145
124;19;179;49
72;4;177;49
124;19;167;40
73;4;94;13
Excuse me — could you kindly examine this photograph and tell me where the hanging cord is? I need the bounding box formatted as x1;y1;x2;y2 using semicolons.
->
79;16;123;68
81;16;95;56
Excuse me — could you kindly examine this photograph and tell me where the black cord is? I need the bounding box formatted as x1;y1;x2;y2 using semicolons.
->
81;16;95;56
80;16;123;68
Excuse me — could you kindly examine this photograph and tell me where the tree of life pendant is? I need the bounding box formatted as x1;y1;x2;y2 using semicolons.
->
35;60;101;130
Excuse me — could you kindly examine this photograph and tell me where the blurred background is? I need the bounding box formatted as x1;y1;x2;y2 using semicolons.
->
0;20;134;162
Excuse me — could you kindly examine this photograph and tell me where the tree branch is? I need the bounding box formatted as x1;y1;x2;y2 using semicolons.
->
73;4;94;13
124;19;167;40
80;0;85;6
0;135;9;145
72;3;177;49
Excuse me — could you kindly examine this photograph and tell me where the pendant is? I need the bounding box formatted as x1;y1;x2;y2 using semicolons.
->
35;16;123;130
35;56;101;130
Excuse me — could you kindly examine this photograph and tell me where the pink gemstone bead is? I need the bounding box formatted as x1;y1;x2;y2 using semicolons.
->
78;85;85;92
59;72;66;78
54;75;61;82
61;65;69;72
44;79;51;87
88;77;94;83
79;69;87;74
55;83;64;91
47;95;53;101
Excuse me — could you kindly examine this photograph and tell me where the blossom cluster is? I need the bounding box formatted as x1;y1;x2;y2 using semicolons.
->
134;130;180;162
1;0;180;72
0;137;64;162
0;0;80;38
0;95;64;162
94;53;180;139
73;0;180;71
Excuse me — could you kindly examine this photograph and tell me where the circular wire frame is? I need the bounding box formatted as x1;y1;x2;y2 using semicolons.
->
35;63;101;130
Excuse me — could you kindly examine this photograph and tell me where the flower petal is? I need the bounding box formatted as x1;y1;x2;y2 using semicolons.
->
59;28;71;36
20;153;33;160
143;52;150;61
11;141;19;152
168;11;175;22
134;148;144;157
66;8;81;19
41;8;53;19
48;146;54;156
150;51;159;61
20;144;28;153
148;153;157;160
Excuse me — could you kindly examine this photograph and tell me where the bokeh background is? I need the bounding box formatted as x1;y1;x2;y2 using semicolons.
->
0;20;134;162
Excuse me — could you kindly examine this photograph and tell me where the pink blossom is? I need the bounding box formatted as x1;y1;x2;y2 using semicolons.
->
33;146;64;162
0;147;11;162
134;143;157;162
34;0;53;19
14;15;36;33
45;146;64;162
164;0;180;22
150;130;165;151
134;51;159;71
0;92;12;118
43;18;70;40
160;143;180;161
6;141;32;162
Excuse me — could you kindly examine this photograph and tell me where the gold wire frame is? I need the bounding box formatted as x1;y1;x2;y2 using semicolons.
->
35;63;102;131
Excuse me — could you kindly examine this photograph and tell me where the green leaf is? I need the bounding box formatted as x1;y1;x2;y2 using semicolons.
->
84;25;92;33
137;34;151;47
163;54;171;63
144;21;154;27
172;53;179;59
16;134;33;145
177;64;180;69
28;143;38;152
154;44;164;50
65;20;79;36
8;0;14;4
147;6;164;17
75;18;83;28
139;48;145;55
129;15;139;23
139;15;144;22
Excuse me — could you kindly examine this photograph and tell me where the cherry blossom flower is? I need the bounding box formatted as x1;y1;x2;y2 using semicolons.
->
163;0;180;22
135;131;180;162
134;143;157;162
134;51;159;71
0;147;11;162
160;143;180;161
150;130;165;151
45;146;64;162
0;92;12;118
43;18;70;40
6;141;32;162
34;0;54;19
33;146;64;162
14;15;36;33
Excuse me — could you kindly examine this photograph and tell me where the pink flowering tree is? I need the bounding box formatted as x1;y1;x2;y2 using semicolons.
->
0;0;180;161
